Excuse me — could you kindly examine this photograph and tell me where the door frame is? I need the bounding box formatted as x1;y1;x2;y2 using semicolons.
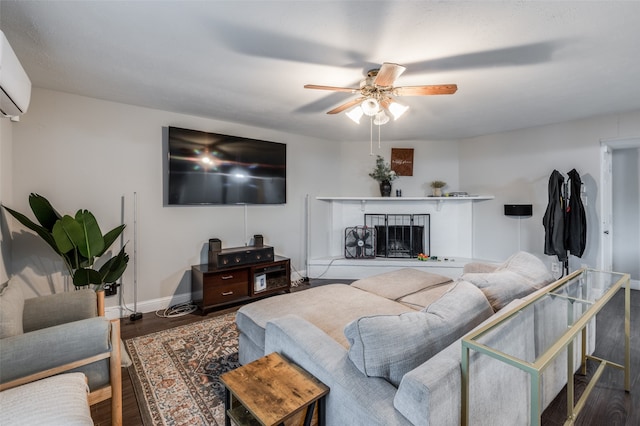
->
600;136;640;290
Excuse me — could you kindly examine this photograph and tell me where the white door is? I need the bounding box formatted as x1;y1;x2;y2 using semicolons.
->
600;144;613;271
601;137;640;290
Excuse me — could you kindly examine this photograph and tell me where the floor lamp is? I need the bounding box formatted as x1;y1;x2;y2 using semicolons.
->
504;204;533;251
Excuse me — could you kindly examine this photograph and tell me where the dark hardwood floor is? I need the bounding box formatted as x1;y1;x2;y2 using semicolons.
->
542;288;639;426
91;285;638;426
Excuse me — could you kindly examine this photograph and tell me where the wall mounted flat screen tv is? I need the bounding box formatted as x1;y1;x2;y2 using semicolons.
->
163;127;286;205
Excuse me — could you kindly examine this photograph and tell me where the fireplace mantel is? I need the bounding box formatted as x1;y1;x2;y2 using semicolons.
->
316;196;494;200
317;195;494;211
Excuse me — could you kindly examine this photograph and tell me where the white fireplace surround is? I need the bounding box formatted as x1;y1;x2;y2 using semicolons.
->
309;196;494;279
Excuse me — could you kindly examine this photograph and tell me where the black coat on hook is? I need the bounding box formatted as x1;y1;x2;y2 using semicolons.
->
566;169;587;257
543;170;567;261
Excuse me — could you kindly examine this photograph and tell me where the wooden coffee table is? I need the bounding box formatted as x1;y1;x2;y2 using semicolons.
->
220;352;329;426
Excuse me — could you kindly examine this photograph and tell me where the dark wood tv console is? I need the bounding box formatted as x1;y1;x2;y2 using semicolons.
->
191;255;291;314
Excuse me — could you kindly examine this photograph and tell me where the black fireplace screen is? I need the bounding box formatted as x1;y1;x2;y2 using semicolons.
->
365;214;430;258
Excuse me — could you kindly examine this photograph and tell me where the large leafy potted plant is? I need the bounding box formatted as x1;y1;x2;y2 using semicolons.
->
2;193;129;290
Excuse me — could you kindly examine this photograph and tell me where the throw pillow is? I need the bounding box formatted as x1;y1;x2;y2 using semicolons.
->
463;252;554;312
497;251;554;285
344;280;493;386
463;270;535;312
0;280;25;338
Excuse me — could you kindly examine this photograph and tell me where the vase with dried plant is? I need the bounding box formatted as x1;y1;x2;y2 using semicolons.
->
430;180;446;197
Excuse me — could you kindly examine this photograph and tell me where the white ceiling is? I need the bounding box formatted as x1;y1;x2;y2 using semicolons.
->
2;1;640;142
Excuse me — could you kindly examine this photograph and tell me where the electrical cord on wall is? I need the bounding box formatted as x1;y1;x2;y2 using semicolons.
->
289;263;306;287
313;258;337;279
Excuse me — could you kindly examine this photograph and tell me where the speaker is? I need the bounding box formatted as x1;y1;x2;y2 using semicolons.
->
209;238;222;253
208;239;222;264
504;204;533;217
253;234;264;247
209;245;274;268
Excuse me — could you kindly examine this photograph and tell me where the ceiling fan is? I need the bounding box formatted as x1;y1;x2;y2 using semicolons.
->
304;62;457;124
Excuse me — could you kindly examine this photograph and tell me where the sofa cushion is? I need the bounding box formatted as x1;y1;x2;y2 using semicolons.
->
350;268;452;301
0;372;93;425
344;280;493;386
396;282;455;310
463;251;553;311
22;289;97;332
0;281;24;338
236;284;414;351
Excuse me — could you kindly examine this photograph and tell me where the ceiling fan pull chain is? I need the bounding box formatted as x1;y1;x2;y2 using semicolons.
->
370;116;374;155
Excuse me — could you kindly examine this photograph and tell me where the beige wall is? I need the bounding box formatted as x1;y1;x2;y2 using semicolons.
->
7;88;341;307
459;109;640;271
6;86;640;311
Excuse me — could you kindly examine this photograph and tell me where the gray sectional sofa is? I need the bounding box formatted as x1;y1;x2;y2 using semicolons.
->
236;252;591;425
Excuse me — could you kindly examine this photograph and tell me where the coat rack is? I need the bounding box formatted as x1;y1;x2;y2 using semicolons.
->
543;169;587;277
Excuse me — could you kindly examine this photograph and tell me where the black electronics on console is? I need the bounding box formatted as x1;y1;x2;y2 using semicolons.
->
209;238;222;253
208;237;274;268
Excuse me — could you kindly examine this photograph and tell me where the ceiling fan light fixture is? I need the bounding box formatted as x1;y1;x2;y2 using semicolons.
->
346;106;363;124
374;110;389;126
361;97;380;116
388;101;409;120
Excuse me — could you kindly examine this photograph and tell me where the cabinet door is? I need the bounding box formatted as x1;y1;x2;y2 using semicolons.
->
203;269;249;306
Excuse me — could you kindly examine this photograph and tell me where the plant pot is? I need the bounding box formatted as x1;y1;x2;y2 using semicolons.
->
379;180;392;197
432;188;442;197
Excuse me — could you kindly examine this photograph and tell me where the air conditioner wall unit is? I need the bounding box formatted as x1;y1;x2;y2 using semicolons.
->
0;30;32;118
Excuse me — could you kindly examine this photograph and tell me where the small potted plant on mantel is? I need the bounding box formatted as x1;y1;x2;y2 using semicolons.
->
369;155;398;197
430;180;447;197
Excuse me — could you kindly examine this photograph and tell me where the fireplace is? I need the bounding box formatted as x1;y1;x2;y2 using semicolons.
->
365;214;430;258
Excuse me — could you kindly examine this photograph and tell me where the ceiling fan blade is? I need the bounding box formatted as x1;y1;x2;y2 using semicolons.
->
327;97;366;114
394;84;458;96
304;84;359;93
374;63;406;87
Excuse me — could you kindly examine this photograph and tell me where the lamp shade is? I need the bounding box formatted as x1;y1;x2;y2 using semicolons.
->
388;101;409;120
346;106;363;124
373;110;389;125
504;204;533;216
361;98;380;116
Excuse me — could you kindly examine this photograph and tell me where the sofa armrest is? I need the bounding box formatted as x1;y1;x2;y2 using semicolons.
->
396;298;535;426
265;315;412;426
23;289;97;332
394;342;461;426
0;316;111;390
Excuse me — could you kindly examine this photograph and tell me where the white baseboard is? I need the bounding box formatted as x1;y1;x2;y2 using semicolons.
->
104;292;193;320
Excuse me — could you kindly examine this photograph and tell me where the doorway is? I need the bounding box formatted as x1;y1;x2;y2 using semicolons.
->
601;137;640;290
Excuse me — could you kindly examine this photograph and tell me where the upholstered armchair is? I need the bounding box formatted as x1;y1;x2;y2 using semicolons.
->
0;282;122;426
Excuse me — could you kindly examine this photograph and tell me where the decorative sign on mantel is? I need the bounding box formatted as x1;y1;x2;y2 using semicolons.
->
391;148;414;176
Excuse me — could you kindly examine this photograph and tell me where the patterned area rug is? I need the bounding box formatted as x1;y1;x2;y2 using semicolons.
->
125;312;240;425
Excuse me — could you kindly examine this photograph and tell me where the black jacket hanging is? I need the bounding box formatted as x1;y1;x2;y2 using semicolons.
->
565;168;587;257
543;170;567;261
